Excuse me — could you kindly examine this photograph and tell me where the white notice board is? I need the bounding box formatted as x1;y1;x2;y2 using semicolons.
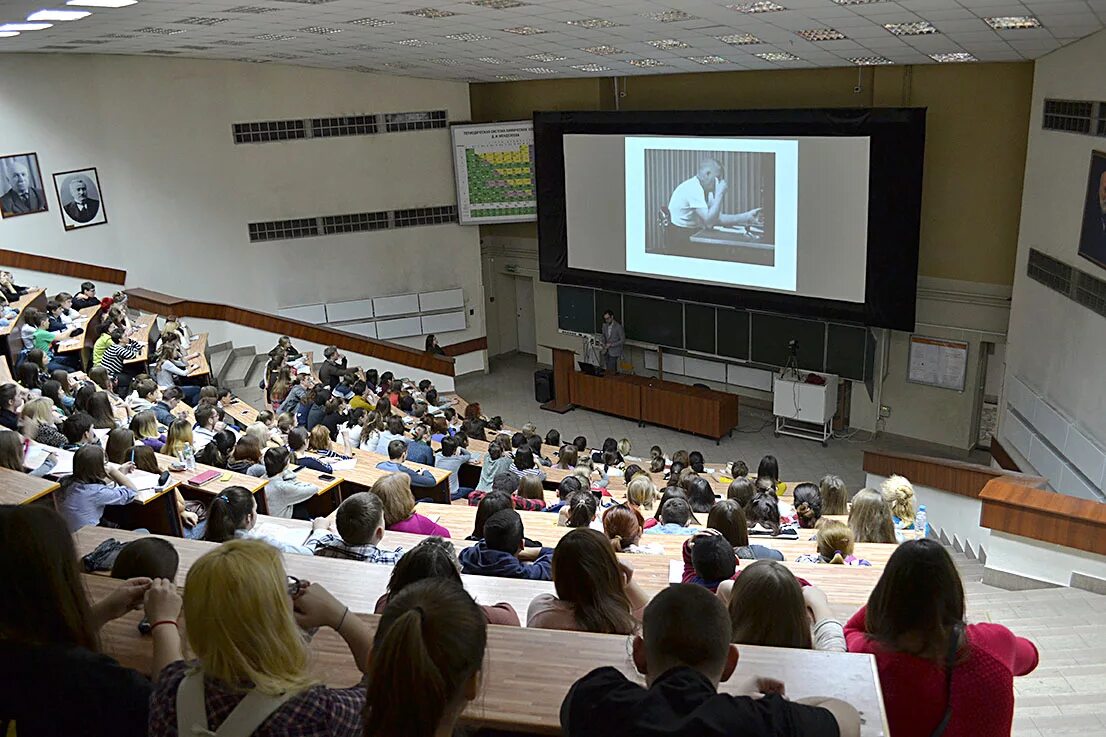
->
907;335;969;391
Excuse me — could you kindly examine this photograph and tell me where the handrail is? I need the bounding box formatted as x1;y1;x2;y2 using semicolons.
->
0;248;126;284
125;288;457;377
862;448;1048;499
980;478;1106;556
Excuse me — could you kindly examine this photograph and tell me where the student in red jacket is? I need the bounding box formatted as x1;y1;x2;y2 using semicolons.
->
844;539;1038;737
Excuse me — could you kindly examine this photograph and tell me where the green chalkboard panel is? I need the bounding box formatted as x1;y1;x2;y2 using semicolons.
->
685;303;716;355
556;285;595;334
716;309;750;361
595;291;623;333
750;313;826;371
826;323;867;381
623;295;683;348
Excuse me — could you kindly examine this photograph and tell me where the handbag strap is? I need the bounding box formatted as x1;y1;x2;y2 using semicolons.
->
176;671;298;737
929;623;963;737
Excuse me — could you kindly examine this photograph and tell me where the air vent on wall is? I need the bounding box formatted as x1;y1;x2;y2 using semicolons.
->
1074;270;1106;319
249;205;456;242
1043;99;1094;134
322;211;390;234
311;115;377;137
248;218;319;242
232;110;448;144
233;119;306;144
384;110;448;132
1027;248;1074;295
394;205;457;227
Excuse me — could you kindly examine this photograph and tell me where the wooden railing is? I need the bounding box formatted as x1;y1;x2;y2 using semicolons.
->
980;477;1106;556
862;449;1048;499
0;248;126;284
126;288;458;376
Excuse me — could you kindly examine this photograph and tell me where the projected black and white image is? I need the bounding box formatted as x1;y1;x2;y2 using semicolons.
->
647;149;776;266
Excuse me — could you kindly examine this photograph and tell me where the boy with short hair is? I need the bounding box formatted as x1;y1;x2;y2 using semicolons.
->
111;537;180;581
375;438;436;488
307;492;403;563
560;584;860;737
686;533;738;592
458;509;553;580
646;497;699;535
434;434;473;501
71;281;99;310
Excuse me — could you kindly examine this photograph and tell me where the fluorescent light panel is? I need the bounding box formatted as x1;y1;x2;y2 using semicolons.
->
0;22;53;31
66;0;135;6
28;9;91;20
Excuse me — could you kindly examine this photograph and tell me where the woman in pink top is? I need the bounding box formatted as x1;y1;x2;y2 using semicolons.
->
370;472;451;538
527;528;650;633
844;539;1038;737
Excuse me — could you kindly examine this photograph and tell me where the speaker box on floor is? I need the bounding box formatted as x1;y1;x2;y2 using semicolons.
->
534;368;554;404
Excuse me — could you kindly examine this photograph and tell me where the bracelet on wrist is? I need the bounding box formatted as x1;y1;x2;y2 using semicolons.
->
336;606;349;633
150;619;178;632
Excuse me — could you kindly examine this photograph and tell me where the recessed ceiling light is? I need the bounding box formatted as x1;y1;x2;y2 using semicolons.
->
495;74;523;80
647;10;695;22
930;51;976;62
348;17;393;27
478;56;504;63
833;0;884;4
565;18;620;29
717;33;760;45
648;38;690;50
522;66;556;74
297;25;341;34
135;26;184;34
253;33;296;40
984;15;1041;30
582;44;624;55
883;21;937;36
851;55;893;65
689;55;727;64
429;58;462;65
66;0;135;6
27;9;91;21
469;0;526;7
174;16;229;25
445;32;489;41
0;31;20;37
627;58;667;67
796;28;847;41
525;52;566;61
224;6;279;13
503;25;545;34
0;22;53;31
727;1;785;13
394;38;433;46
403;8;457;19
572;63;610;72
755;51;799;61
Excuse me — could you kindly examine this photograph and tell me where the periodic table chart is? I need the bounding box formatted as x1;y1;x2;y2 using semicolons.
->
451;121;536;225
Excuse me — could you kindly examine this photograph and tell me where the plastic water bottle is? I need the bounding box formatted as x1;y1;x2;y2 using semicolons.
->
182;443;196;472
915;504;928;539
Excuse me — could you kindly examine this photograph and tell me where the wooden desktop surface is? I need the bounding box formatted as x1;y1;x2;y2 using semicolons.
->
85;574;888;737
185;332;210;377
0;288;45;337
123;313;157;364
55;305;100;354
0;465;59;505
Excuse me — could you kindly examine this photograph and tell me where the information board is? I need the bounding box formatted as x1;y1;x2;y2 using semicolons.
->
451;121;536;224
907;335;969;391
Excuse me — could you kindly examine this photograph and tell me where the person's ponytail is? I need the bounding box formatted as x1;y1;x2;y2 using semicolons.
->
202;486;253;543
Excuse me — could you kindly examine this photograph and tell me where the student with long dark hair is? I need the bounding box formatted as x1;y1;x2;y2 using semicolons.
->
706;500;783;560
0;505;179;737
55;444;138;532
792;482;823;529
819;474;849;516
527;527;649;634
201;485;309;555
756;454;779;488
746;492;799;540
845;539;1038;737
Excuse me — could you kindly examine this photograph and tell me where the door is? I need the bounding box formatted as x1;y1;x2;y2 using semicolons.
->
514;275;537;355
494;272;518;355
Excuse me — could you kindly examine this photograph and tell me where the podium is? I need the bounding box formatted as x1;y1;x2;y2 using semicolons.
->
541;347;576;413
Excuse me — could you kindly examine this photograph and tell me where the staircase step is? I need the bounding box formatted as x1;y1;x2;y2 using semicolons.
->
219;347;256;389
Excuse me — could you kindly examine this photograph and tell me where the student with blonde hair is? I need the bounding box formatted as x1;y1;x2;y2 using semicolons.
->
21;396;67;447
626;474;657;512
148;539;373;736
161;419;193;459
796;520;871;566
819;474;849;516
370;471;452;537
849;488;901;544
880;474;916;529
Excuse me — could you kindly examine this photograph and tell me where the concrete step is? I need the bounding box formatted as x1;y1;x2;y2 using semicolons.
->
219;347;256;389
207;342;235;381
243;353;268;391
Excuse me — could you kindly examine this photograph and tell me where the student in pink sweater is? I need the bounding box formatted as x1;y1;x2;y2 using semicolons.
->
369;472;451;538
844;539;1038;737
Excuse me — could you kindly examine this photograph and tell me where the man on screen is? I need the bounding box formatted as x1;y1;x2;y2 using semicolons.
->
601;310;624;375
666;158;762;248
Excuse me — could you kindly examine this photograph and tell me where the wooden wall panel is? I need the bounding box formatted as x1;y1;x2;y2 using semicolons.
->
980;478;1106;556
862;449;1047;499
0;248;126;284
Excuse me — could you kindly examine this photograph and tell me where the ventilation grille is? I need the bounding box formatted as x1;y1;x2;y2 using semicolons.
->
249;205;456;243
232;109;447;144
1043;99;1094;134
1027;248;1074;294
1074;270;1106;318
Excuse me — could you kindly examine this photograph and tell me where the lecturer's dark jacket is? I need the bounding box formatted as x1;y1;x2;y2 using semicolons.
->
0;187;47;216
64;198;100;223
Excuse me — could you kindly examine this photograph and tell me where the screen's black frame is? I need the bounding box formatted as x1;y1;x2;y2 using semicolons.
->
535;108;926;331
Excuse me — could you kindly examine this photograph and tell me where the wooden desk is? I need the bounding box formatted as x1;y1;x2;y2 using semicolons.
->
185;332;210;377
0;354;10;383
222;397;260;428
0;465;59;505
1;288;46;362
55;305;101;360
123;314;157;365
153;454;270;516
325;446;453;505
87;573;887;737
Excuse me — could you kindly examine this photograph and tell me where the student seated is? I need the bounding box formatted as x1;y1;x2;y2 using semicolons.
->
682;532;738;592
99;328;143;384
55;444;139;532
376;439;436;488
849;488;902;544
0;382;21;431
510;445;547;481
845;539;1039;737
513;474;547;511
373;537;519;625
226;434;264;476
561;583;861;737
554;443;578;470
792;482;823;529
0;427;56;476
706;499;783;561
716;560;847;652
528;527;649;633
307;492;403;563
131;409;165;452
645;497;699;535
195;429;235;469
458;509;553;580
262;446;320;520
541;474;582;515
148;539;373;737
796;520;871;566
277;369;314;415
880;474;916;530
746;492;799;540
111;537;179;581
603;504;664;554
755;453;780;491
22;396;68;447
560;489;600;529
688;450;705;473
61;411;96;450
71;281;100;309
405;423;434;465
626;474;658;515
191;405;218;451
434;434;473;500
819;474;849;515
371;471;451;537
288;426;333;474
202;485;311;554
0;505;175;737
687;476;717;514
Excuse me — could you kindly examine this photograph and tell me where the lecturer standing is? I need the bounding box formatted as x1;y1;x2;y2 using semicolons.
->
601;310;624;375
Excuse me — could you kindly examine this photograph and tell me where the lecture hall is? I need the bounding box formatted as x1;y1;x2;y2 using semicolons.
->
0;1;1102;736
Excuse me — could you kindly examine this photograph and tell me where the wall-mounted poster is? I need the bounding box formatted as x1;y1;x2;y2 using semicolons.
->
53;167;107;231
1078;150;1106;270
451;121;535;225
0;152;49;219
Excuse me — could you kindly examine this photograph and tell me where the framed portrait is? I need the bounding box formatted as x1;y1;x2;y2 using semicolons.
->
53;167;107;231
0;152;49;219
1078;150;1106;270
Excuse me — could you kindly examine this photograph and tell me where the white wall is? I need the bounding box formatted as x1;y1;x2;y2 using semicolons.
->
1002;29;1106;493
0;53;485;357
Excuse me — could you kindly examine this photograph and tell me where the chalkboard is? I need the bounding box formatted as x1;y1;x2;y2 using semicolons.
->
596;291;623;333
750;313;826;371
826;323;867;381
716;308;750;361
624;295;683;348
864;329;877;400
556;285;595;334
685;303;716;355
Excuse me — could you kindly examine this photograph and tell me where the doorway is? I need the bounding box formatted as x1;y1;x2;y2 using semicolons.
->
973;341;1004;450
514;275;536;356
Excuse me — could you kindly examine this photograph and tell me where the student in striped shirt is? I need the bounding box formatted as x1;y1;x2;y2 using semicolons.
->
99;328;143;382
